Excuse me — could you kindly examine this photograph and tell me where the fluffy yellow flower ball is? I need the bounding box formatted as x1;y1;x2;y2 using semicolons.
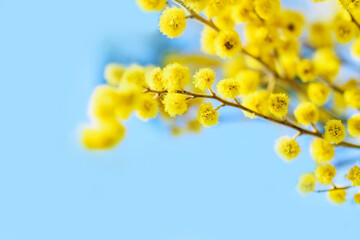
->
159;7;187;38
313;48;340;80
136;0;166;11
294;102;319;125
253;0;281;20
146;67;164;91
197;102;219;127
201;27;218;55
242;90;270;119
333;18;356;44
236;70;260;95
117;87;142;120
275;136;301;161
346;165;360;186
104;63;125;86
193;68;216;91
216;78;241;99
162;63;190;92
162;93;188;117
328;189;347;204
296;59;317;82
354;192;360;204
204;0;230;18
347;114;360;137
297;173;316;194
308;22;333;48
344;88;360;109
268;93;289;118
122;65;146;89
307;82;330;106
136;94;158;121
232;0;256;23
280;10;305;38
315;164;336;185
310;138;335;163
81;121;126;150
183;0;210;12
214;31;242;59
324;119;346;144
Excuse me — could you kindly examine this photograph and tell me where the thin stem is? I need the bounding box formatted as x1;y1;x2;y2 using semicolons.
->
316;185;354;193
145;88;360;149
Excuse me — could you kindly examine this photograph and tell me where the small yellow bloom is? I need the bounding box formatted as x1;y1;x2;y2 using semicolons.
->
89;85;121;122
236;70;260;95
307;82;330;106
162;93;188;117
333;18;356;44
328;189;347;204
201;27;218;55
253;0;281;20
313;48;340;80
136;0;166;11
344;88;360;109
294;102;319;125
352;37;360;57
308;22;333;48
159;7;187;38
347;114;360;137
279;10;305;38
193;68;216;91
242;90;270;119
354;192;360;204
232;0;256;23
324;119;346;144
162;63;191;92
345;165;360;186
145;67;164;91
296;59;317;82
204;0;230;18
136;94;158;121
197;102;219;127
310;138;335;163
122;65;146;89
187;119;202;133
214;11;236;30
215;31;242;59
275;136;301;161
216;78;241;99
315;164;336;185
104;63;125;86
297;173;316;194
268;93;289;118
81;121;126;150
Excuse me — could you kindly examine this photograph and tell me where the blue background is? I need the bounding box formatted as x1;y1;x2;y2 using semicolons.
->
0;0;359;239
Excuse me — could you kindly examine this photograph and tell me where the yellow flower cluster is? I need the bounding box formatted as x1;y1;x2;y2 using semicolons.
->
81;0;360;205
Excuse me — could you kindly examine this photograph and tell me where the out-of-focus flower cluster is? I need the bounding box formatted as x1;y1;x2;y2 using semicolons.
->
81;0;360;205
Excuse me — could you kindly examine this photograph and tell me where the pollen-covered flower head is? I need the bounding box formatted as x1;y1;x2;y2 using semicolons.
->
104;63;125;86
310;138;335;163
279;10;305;38
162;63;191;92
215;30;242;59
216;78;241;99
201;26;218;55
275;136;301;161
308;22;333;48
297;173;316;194
232;0;256;23
333;14;356;44
324;119;346;144
204;0;230;18
253;0;281;20
183;0;210;12
296;59;317;82
328;189;347;204
162;93;188;117
145;67;164;91
136;93;158;121
313;48;340;80
347;114;360;137
197;102;219;127
242;90;270;119
345;165;360;186
268;93;289;118
315;163;336;185
294;102;319;125
307;82;330;106
136;0;167;11
122;65;146;89
344;88;360;109
159;7;187;38
193;68;216;91
214;10;236;31
354;192;360;204
235;70;260;95
81;121;126;150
